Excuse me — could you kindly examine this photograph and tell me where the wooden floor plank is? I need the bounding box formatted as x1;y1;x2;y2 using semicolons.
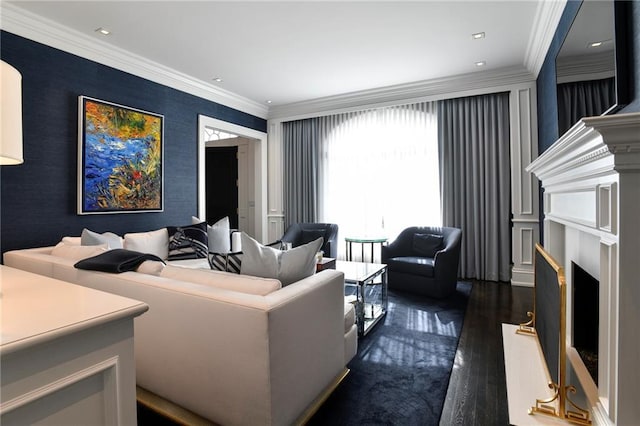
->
440;281;534;425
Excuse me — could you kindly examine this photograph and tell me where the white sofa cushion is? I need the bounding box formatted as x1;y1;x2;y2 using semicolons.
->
51;241;108;261
124;228;169;259
166;258;210;269
240;232;322;286
61;236;81;245
159;264;281;296
136;260;166;276
344;301;356;333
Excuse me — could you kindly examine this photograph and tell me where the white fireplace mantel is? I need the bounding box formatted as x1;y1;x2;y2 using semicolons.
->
526;112;640;426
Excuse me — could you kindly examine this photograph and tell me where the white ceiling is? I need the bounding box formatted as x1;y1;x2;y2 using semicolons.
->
5;1;555;114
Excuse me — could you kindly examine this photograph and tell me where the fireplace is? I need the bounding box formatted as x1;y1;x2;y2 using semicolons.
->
572;261;598;385
527;112;640;425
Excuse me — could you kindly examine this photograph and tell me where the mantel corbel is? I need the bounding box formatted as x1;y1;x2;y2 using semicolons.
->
584;113;640;172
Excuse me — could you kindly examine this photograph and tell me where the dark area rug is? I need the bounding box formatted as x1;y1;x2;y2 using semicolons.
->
308;281;472;426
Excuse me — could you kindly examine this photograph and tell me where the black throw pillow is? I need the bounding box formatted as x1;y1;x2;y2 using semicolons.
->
412;233;444;257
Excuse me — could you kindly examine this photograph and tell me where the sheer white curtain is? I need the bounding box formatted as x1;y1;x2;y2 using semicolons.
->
318;102;440;259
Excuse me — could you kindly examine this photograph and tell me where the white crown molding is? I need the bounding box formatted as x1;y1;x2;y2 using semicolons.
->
524;0;567;78
268;66;535;121
0;3;268;119
556;50;615;84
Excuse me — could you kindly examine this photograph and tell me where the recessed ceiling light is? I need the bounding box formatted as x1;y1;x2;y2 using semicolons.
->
472;32;485;40
266;100;273;104
95;27;111;36
475;61;486;67
212;77;223;82
589;41;604;48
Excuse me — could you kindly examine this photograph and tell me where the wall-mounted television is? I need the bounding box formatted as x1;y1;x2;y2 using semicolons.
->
555;0;630;136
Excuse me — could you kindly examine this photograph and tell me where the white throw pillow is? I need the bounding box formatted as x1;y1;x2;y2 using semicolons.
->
240;232;323;286
160;265;281;296
124;228;169;260
192;216;231;253
51;242;108;261
81;228;124;249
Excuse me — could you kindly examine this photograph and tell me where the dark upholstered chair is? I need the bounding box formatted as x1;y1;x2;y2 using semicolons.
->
281;223;339;258
381;226;462;298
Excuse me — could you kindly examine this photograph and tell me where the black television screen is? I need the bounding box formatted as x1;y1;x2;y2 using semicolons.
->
555;0;630;136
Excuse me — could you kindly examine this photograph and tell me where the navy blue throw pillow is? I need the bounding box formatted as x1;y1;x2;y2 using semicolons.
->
412;233;444;257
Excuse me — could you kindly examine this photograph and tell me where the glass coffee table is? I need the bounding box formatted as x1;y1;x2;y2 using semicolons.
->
336;260;388;336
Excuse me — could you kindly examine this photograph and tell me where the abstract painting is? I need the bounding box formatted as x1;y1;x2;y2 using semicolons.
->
78;96;164;214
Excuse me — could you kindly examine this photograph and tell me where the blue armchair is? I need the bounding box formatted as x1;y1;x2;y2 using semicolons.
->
281;222;339;258
381;226;462;298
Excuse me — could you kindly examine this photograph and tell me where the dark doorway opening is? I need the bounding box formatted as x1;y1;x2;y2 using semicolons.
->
206;146;238;229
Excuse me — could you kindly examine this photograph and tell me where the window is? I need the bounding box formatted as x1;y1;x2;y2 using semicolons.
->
319;103;440;257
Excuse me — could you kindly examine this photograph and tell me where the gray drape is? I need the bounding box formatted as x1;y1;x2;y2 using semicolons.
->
438;92;511;282
557;77;615;135
282;118;322;228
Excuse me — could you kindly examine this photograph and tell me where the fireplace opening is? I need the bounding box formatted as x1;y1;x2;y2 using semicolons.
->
572;261;599;385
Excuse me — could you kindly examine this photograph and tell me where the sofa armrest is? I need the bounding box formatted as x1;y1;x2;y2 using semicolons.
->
258;270;347;425
324;240;335;258
433;231;462;281
4;247;59;276
381;241;398;262
381;238;411;261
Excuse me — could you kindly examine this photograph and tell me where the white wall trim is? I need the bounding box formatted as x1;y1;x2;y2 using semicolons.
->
268;67;535;121
524;0;567;77
0;2;268;119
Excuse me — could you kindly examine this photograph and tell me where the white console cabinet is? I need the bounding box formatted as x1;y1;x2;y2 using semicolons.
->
0;265;148;425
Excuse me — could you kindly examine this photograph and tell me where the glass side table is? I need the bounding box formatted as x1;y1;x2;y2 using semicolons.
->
336;260;388;336
344;236;388;263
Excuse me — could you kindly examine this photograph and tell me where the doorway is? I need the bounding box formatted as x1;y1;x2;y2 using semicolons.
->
198;115;268;242
206;146;238;228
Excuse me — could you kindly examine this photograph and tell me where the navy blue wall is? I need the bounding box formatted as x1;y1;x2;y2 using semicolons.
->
537;0;640;153
621;0;640;113
0;31;266;255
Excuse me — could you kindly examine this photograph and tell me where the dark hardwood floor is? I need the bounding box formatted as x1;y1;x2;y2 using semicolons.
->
439;280;534;426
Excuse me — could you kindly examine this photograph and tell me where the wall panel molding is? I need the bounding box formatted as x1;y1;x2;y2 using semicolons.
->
510;83;540;286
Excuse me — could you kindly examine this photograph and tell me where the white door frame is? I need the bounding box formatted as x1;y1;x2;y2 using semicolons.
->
198;115;268;243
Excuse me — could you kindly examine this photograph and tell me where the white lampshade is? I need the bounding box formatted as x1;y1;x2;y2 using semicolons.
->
0;60;23;165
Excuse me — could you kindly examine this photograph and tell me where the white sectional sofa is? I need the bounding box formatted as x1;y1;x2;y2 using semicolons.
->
4;246;357;426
